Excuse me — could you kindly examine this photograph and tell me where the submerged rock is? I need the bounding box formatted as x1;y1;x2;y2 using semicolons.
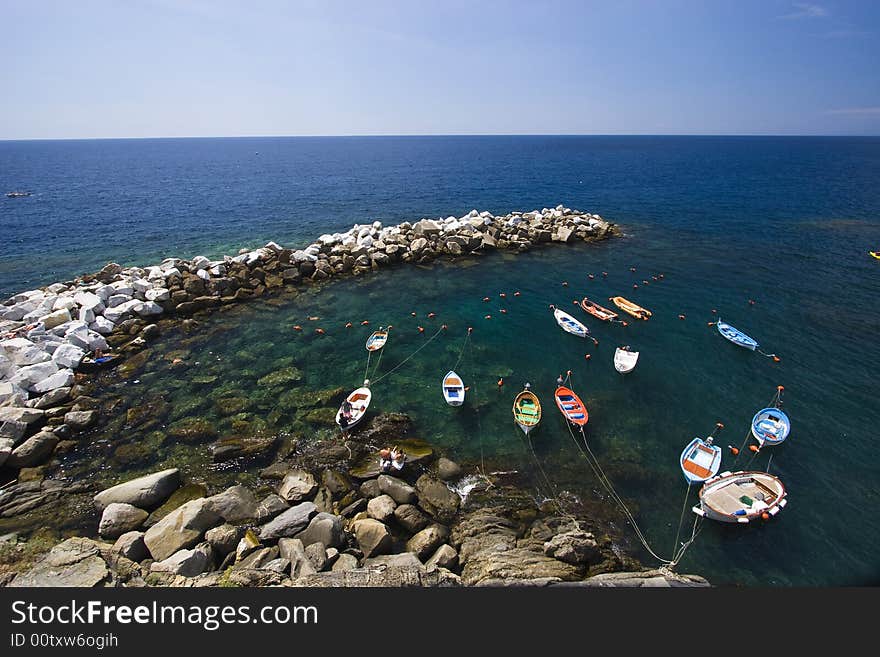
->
94;468;181;511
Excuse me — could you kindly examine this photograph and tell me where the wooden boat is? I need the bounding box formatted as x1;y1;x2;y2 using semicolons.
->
554;385;588;427
870;251;880;260
751;407;791;446
613;346;639;373
716;319;758;350
512;385;541;435
552;307;590;338
336;386;371;431
365;328;389;352
610;296;652;320
78;353;121;372
580;297;618;321
680;436;722;484
693;471;788;523
442;370;465;406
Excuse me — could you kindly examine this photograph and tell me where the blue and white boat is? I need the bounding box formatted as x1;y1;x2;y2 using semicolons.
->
751;407;791;446
552;307;590;338
680;436;722;484
716;319;759;351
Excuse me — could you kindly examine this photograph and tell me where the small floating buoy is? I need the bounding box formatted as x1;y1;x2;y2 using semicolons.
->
761;512;770;521
707;322;715;327
659;274;664;279
772;356;781;363
643;280;649;285
497;378;504;387
441;324;448;330
514;291;521;297
602;272;608;277
464;386;470;391
172;358;183;365
678;314;686;320
548;304;555;310
293;325;302;331
717;422;725;429
749;299;756;305
307;316;319;321
418;326;425;333
485;314;492;320
777;385;784;391
572;299;579;305
361;320;370;325
315;328;325;335
483;297;490;302
652;276;658;281
467;327;473;333
427;312;436;318
633;284;638;289
711;309;717;314
729;446;739;455
499;293;507;298
345;322;352;328
621;321;628;327
411;312;417;317
562;281;568;287
588;274;594;280
630;267;636;272
749;445;759;453
500;309;507;314
584;354;591;360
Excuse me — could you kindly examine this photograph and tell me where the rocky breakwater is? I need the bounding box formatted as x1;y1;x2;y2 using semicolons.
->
0;206;616;477
4;413;706;588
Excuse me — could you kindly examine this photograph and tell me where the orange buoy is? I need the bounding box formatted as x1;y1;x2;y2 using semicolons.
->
485;314;492;320
345;322;352;328
361;320;369;325
652;276;658;281
602;272;608;277
749;445;759;453
761;512;770;521
497;378;504;387
315;328;325;335
464;386;470;392
427;312;436;318
584;354;591;360
749;299;756;305
411;312;417;317
514;291;521;297
707;322;715;327
678;314;686;320
307;316;319;321
572;300;579;305
621;321;628;327
499;293;507;298
500;309;507;314
772;356;781;362
632;284;638;289
418;326;425;333
172;358;183;365
729;446;739;455
643;280;649;285
293;325;302;331
483;297;490;302
717;422;725;429
777;385;784;391
441;324;448;330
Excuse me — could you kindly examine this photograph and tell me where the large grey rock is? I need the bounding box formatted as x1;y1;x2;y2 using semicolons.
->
204;524;242;555
293;512;344;549
63;410;97;431
436;457;462;481
262;558;291;575
393;504;430;533
6;431;58;468
330;553;359;572
0;407;45;426
143;498;221;561
351;518;393;558
235;546;278;570
254;493;289;521
150;544;212;577
0;338;51;366
363;552;423;569
543;530;600;566
367;494;397;522
33;386;70;409
0;437;13;467
278;538;317;579
98;503;149;539
426;544;459;570
575;570;710;588
405;523;449;561
359;479;381;499
10;538;110;587
258;501;317;541
94;468;181;511
31;368;75;394
9;361;58;390
304;542;328;572
414;474;460;523
51;343;85;369
112;531;148;562
278;469;318;503
207;485;259;523
377;474;417;504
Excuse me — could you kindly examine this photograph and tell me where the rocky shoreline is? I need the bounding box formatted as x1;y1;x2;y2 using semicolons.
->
0;205;708;586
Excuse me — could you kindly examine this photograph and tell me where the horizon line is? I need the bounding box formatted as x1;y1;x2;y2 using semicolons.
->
2;132;880;142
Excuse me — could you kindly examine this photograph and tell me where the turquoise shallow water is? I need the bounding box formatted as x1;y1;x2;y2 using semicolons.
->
2;136;880;585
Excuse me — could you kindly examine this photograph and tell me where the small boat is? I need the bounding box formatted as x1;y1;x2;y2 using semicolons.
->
680;436;722;484
554;385;588;427
552;306;590;338
751;408;791;446
580;297;618;322
513;384;541;435
78;353;121;372
716;319;758;351
365;328;389;352
611;296;652;320
336;386;372;431
870;251;880;260
613;346;639;373
5;191;31;198
442;370;465;406
693;471;788;523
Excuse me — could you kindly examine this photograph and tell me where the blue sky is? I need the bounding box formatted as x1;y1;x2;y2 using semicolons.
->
1;0;878;138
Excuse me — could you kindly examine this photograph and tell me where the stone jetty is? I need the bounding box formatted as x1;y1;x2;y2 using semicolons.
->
0;206;616;473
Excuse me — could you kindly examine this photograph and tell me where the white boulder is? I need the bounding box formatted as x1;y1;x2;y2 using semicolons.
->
51;343;85;369
31;369;74;394
1;338;51;366
145;288;169;302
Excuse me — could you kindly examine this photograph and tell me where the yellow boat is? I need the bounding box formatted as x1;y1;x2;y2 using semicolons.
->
512;384;541;435
870;251;880;260
610;296;652;320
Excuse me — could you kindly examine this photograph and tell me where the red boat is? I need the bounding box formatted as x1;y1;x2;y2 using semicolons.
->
554;386;589;427
580;297;618;322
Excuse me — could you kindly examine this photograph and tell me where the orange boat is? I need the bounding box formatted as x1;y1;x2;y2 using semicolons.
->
554;385;588;427
580;297;618;322
610;296;652;320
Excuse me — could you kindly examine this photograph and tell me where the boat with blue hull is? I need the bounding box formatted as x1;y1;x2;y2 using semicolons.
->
716;319;759;350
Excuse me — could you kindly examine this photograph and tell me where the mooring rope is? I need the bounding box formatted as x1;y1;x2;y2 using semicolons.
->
369;326;444;386
730;387;783;469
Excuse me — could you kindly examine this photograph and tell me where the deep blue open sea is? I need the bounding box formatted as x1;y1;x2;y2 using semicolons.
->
1;136;879;586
